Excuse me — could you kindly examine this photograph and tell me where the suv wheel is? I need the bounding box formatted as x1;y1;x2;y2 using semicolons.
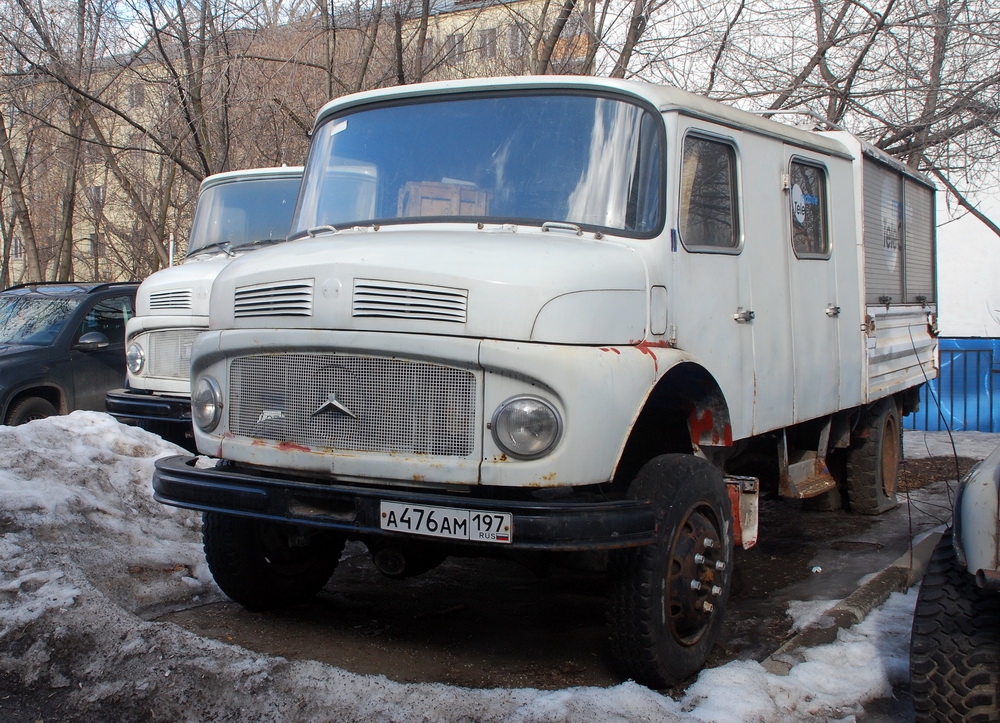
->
910;529;1000;722
6;397;57;425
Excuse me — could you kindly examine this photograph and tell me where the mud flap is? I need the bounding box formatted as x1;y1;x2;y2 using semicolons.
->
726;475;759;549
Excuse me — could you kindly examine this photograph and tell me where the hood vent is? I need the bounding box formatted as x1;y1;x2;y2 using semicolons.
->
235;278;314;317
353;279;467;323
149;289;193;311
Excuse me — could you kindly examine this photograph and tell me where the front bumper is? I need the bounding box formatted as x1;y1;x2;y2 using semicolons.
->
106;388;192;425
153;455;655;551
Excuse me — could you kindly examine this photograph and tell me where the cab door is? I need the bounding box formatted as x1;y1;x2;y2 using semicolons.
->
783;149;842;422
668;122;754;439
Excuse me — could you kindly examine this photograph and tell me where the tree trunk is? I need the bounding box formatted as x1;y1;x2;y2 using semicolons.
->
0;114;43;281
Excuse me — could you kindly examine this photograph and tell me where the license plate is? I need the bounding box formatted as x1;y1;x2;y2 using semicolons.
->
379;501;512;544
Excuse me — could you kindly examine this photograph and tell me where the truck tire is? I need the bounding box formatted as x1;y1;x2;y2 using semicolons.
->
608;454;734;688
202;511;345;610
846;397;901;514
6;396;57;425
910;529;1000;722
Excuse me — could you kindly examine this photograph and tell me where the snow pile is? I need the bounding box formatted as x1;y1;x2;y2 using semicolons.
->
0;413;976;720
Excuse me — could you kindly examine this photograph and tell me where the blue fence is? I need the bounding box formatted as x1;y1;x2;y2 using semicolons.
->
905;338;1000;432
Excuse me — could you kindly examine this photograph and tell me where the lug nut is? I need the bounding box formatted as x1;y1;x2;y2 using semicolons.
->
694;554;706;565
703;538;715;549
715;561;727;572
711;585;722;596
703;601;715;613
690;580;703;591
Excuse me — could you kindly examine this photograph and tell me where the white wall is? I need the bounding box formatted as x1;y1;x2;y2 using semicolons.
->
936;191;1000;338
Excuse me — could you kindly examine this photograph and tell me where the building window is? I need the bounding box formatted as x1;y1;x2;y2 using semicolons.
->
478;28;497;59
89;234;104;259
789;160;830;258
128;84;145;109
90;185;105;212
509;22;530;57
444;33;465;63
679;135;740;250
11;237;23;259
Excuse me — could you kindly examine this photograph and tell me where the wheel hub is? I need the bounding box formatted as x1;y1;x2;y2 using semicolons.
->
666;507;724;646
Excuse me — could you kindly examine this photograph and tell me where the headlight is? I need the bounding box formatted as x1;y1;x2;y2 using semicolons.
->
126;343;145;375
192;376;223;432
491;396;562;459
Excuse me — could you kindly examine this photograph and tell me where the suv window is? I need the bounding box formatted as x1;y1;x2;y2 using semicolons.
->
0;296;80;345
78;295;134;344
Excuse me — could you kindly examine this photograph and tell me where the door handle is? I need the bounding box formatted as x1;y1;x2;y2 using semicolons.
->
826;304;841;317
734;307;755;323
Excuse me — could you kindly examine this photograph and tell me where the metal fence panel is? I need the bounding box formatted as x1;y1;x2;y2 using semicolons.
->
904;338;1000;432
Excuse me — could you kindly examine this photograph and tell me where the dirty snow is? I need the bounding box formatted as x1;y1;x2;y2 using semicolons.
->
0;412;994;721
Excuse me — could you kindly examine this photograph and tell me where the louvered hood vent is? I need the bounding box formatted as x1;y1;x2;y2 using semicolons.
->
234;278;314;317
353;278;468;323
148;289;194;311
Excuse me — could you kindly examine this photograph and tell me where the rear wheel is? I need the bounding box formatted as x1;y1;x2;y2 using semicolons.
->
6;396;57;425
910;529;1000;722
846;397;901;514
203;512;345;610
608;454;734;688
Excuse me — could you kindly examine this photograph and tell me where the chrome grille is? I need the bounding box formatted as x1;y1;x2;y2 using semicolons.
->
234;278;313;317
147;328;200;379
229;354;477;456
149;289;193;310
353;279;467;323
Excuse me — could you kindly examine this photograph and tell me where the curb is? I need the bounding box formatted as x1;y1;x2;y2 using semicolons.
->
761;526;945;675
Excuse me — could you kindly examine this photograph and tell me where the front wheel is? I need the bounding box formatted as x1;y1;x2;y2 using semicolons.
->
203;512;345;610
846;397;901;514
910;529;1000;722
6;396;57;425
608;454;734;688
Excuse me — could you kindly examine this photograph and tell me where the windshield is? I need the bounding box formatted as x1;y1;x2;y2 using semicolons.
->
0;295;79;345
292;92;664;236
187;175;301;254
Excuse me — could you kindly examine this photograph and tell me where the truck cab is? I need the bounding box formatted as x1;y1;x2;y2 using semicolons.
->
106;166;302;447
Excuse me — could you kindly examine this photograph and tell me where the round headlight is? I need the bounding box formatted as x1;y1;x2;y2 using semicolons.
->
491;396;562;459
192;376;223;432
126;343;145;375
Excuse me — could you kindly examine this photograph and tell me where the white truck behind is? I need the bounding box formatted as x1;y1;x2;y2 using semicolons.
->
106;166;302;448
152;77;937;687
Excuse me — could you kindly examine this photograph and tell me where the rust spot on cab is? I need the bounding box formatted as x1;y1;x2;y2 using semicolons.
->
599;347;622;355
541;472;557;481
635;340;672;374
689;408;715;444
251;440;266;446
278;441;311;453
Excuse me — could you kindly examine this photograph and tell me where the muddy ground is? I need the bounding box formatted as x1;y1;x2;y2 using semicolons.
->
157;456;974;694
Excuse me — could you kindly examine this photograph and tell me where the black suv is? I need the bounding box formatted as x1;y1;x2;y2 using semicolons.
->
0;282;137;425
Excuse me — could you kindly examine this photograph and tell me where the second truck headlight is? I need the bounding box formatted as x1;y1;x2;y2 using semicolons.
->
126;342;145;375
491;396;562;459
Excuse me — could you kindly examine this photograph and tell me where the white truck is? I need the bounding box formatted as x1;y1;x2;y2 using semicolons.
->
106;166;302;448
152;77;937;687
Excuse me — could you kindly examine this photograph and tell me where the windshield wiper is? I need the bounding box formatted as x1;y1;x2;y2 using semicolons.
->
230;238;288;251
188;240;236;257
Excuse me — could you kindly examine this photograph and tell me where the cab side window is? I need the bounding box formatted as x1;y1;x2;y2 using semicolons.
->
80;296;134;344
679;135;739;250
789;161;830;258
